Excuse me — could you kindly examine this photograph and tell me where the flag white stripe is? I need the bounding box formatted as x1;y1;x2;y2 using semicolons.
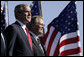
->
60;41;81;53
45;26;55;50
77;30;80;36
49;32;61;56
60;30;79;43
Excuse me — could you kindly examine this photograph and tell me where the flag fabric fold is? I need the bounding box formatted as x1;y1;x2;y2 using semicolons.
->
30;1;41;16
40;1;81;56
1;3;7;56
1;2;9;32
1;5;6;32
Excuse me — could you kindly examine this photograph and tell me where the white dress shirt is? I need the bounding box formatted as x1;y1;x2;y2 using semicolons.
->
29;31;39;42
29;31;44;53
16;20;27;35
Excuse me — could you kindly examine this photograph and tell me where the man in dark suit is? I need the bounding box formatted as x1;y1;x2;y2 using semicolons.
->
29;16;46;56
4;4;33;56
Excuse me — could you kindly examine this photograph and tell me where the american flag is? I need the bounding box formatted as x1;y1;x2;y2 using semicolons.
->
40;1;81;56
1;2;9;32
1;4;7;56
30;1;42;16
1;5;6;32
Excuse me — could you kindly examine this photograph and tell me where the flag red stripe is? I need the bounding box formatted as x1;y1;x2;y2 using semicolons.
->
53;42;60;56
60;47;81;56
40;25;51;45
59;36;80;48
47;29;58;56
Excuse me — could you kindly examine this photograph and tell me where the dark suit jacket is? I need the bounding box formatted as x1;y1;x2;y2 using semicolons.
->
1;33;6;56
4;22;33;56
30;33;46;56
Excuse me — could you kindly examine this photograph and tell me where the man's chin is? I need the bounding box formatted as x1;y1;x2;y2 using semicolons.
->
40;32;43;34
27;20;31;23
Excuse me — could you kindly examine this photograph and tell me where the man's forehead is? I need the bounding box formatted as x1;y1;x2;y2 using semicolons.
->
37;18;44;23
23;5;31;11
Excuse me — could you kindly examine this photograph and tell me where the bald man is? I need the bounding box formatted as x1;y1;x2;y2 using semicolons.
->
29;16;46;56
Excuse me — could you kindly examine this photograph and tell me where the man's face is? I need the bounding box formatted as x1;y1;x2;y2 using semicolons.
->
20;5;31;24
35;18;44;35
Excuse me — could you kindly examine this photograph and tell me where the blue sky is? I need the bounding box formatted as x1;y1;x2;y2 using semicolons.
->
1;1;83;55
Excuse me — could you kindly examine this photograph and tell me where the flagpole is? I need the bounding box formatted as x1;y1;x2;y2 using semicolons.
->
39;1;45;34
39;1;43;17
5;1;9;27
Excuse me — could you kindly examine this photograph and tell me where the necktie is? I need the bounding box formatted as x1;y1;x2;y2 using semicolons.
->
37;38;44;54
25;27;33;51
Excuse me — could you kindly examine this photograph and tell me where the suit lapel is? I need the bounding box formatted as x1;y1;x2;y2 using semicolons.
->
14;21;32;52
30;34;44;54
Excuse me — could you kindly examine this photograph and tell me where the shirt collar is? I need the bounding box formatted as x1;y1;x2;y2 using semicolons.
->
16;19;26;30
29;31;39;41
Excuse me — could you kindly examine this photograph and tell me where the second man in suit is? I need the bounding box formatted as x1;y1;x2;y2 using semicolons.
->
29;16;46;56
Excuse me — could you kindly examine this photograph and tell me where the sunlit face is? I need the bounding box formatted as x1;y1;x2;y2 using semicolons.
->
20;5;31;24
35;18;44;35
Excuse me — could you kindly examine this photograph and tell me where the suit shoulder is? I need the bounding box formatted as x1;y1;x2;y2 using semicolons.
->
4;23;19;34
6;22;20;30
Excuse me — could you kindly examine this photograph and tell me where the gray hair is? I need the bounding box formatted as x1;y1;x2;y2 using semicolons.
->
29;16;43;29
30;16;43;25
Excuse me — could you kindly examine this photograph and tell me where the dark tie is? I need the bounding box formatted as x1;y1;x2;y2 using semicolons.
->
25;27;33;51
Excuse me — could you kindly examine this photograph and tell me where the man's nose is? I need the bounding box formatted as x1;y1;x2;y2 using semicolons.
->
42;25;44;28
